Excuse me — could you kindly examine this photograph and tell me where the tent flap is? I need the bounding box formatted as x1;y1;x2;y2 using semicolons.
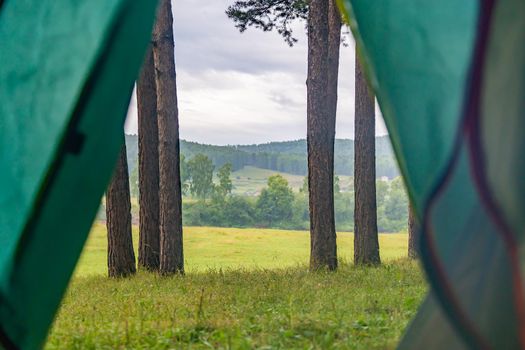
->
338;0;525;348
0;0;158;348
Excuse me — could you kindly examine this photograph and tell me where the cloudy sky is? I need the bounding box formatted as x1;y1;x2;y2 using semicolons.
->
125;0;387;145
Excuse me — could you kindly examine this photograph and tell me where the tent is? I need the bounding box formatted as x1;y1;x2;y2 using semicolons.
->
0;0;158;348
338;0;525;348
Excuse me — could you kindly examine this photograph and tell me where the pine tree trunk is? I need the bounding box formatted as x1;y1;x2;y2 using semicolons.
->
106;144;136;278
307;0;337;271
153;0;184;275
408;204;418;259
327;0;341;123
137;45;160;271
354;53;380;265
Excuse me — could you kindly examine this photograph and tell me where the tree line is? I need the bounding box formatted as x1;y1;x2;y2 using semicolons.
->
105;0;419;278
125;135;400;178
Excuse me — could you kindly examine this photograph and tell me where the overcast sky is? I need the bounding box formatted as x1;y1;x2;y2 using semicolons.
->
125;0;387;145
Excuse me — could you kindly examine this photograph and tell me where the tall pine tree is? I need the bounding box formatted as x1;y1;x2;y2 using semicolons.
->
354;53;380;265
227;0;342;271
153;0;184;274
307;0;340;270
137;46;160;271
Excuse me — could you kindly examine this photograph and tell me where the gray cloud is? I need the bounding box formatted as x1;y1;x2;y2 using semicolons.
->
269;92;303;110
173;0;308;74
125;0;387;145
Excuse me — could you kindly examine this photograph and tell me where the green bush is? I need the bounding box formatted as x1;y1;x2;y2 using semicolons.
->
181;176;410;232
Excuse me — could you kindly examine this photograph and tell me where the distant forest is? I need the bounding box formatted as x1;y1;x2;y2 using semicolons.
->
125;135;399;178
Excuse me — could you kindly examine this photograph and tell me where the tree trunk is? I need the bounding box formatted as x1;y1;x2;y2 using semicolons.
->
153;0;184;275
137;45;160;271
307;0;338;271
354;53;380;265
106;144;136;278
408;204;419;259
327;0;341;123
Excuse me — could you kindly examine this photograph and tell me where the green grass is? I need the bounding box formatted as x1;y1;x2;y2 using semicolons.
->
75;224;411;276
47;225;426;349
48;262;425;349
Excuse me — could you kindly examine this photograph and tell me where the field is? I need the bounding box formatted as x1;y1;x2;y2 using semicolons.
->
230;166;304;196
46;225;426;349
230;166;353;196
75;224;411;276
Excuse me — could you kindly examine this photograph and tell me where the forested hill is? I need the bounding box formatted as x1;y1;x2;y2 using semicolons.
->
125;135;399;178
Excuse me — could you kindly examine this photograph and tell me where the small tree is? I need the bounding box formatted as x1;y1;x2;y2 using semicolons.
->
300;176;308;193
217;163;233;195
106;144;136;278
180;154;190;196
256;175;294;227
334;175;341;194
384;177;409;225
187;154;215;200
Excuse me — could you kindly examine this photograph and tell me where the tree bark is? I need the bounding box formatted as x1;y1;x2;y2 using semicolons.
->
153;0;184;275
137;45;160;271
408;203;419;259
327;0;341;121
307;0;339;271
354;53;380;265
106;144;136;278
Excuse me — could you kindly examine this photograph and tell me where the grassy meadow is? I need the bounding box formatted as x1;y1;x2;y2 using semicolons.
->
230;166;305;196
75;224;411;276
46;225;427;349
230;166;354;196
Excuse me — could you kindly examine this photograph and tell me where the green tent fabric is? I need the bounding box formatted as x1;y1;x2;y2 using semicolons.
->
338;0;525;348
0;0;158;348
